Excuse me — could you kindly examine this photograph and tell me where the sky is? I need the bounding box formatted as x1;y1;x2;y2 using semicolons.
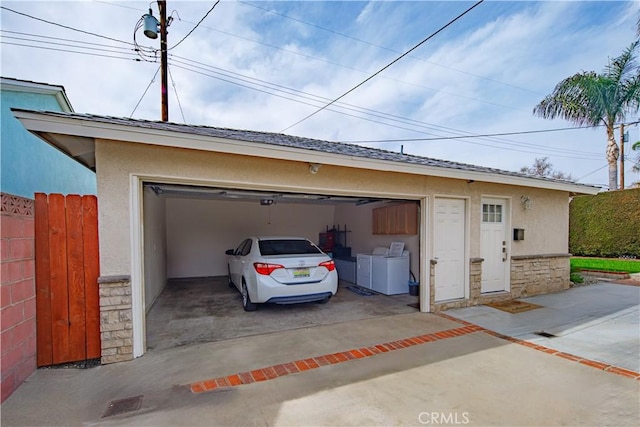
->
1;0;639;189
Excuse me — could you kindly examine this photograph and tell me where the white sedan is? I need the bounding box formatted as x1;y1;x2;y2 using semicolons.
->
226;237;338;311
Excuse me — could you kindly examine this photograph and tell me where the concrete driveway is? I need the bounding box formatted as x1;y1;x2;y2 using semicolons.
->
2;283;638;426
445;282;640;372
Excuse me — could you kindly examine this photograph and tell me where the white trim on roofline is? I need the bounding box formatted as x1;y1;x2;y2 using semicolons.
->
1;77;74;112
13;110;600;195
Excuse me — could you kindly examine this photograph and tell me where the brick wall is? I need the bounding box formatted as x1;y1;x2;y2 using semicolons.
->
1;193;36;403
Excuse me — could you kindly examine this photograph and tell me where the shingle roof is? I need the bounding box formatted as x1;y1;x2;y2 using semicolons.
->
1;76;66;91
13;109;596;189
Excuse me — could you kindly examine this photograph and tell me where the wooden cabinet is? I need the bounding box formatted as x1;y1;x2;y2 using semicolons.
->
372;207;386;234
372;203;418;235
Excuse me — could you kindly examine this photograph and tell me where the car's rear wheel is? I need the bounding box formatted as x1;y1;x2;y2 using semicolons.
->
242;281;257;312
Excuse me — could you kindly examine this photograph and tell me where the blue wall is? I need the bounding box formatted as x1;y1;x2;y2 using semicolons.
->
1;90;96;198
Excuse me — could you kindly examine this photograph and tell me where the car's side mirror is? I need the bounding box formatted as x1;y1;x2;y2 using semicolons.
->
225;249;235;255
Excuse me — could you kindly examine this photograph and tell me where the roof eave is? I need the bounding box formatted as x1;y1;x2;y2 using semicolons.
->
11;109;600;195
2;78;74;112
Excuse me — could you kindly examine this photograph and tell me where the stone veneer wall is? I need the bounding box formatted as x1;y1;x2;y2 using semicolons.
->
0;193;36;403
510;254;571;298
431;254;570;312
98;275;133;364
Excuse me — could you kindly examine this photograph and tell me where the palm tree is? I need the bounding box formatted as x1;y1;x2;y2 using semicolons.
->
632;141;640;173
533;42;640;190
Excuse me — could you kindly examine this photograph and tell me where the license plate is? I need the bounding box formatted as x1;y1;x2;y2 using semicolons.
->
293;268;310;278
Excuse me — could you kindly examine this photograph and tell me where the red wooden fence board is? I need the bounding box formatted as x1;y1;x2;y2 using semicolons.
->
66;195;86;361
35;194;101;366
48;194;70;364
34;194;52;367
82;196;101;359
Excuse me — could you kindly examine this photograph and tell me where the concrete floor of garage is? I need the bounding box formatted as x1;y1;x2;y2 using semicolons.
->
146;277;419;351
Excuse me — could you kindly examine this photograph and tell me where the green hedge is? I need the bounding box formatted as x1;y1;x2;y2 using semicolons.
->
569;188;640;257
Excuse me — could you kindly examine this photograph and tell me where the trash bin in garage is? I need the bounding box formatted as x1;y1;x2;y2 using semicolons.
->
408;271;419;296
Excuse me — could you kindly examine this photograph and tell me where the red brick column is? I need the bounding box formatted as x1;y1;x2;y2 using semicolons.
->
1;193;36;403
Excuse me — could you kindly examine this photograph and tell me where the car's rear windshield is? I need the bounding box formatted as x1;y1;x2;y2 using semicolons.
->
258;239;322;256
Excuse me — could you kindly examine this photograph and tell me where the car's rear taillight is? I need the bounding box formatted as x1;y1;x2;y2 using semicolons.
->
253;262;285;275
318;260;335;272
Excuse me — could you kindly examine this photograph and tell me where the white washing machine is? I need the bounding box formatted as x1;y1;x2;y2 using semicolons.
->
371;252;410;295
356;247;389;289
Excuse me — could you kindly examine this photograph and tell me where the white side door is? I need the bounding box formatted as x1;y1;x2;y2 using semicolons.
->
434;198;466;301
480;198;508;293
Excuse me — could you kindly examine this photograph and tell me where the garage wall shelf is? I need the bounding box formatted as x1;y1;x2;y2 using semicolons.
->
320;224;351;251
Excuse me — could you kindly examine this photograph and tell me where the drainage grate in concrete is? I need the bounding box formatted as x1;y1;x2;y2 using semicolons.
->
534;331;557;338
102;395;143;418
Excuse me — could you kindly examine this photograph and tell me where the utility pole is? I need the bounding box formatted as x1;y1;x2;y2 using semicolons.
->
158;0;168;122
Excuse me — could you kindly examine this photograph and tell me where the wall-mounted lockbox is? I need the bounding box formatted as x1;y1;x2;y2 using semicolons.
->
513;228;525;241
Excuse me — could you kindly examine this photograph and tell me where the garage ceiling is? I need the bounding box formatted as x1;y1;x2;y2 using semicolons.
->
144;183;387;205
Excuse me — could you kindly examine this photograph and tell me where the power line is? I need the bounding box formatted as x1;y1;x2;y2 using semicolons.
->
1;32;138;57
130;66;161;118
2;30;600;158
14;2;527;114
0;41;141;62
167;64;187;123
0;28;524;142
169;56;598;157
1;38;602;159
343;125;606;143
169;0;220;51
167;54;505;138
576;164;608;181
176;22;524;113
171;58;599;159
0;11;608;161
238;0;542;97
0;5;131;45
1;29;135;51
280;0;485;132
0;27;603;159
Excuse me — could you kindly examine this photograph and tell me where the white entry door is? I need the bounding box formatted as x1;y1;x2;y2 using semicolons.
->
434;198;466;301
480;198;508;293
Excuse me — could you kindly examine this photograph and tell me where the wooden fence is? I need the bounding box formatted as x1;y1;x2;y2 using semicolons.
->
34;193;100;366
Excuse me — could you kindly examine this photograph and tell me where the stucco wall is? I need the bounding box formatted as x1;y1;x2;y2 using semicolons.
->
142;187;167;310
95;139;570;277
95;140;423;276
423;177;569;258
165;198;334;278
0;90;96;198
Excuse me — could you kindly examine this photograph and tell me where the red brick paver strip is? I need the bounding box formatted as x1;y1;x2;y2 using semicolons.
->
189;324;475;393
189;313;640;394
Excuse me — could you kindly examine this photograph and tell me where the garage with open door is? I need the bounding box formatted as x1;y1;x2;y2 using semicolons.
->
141;182;423;351
15;109;599;364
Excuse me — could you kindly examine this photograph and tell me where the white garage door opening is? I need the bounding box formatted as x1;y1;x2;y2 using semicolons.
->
138;182;426;354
